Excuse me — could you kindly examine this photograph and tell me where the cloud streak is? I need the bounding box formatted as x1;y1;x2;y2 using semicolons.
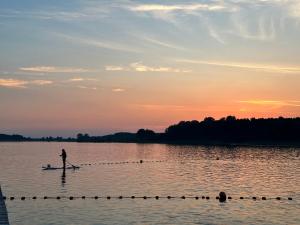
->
176;59;300;74
112;88;125;92
20;66;90;73
130;3;232;13
105;62;191;73
0;79;53;88
57;33;140;53
238;100;300;107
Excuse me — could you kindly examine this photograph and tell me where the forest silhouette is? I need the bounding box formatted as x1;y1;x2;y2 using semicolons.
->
1;116;300;146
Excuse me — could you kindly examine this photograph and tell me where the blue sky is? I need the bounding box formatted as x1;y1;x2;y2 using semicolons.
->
1;0;300;137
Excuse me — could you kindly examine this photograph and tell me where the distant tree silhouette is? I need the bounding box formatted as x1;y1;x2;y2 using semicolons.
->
2;116;300;145
165;116;300;143
136;129;156;141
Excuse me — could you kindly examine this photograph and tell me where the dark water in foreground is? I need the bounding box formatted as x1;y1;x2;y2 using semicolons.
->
0;142;299;225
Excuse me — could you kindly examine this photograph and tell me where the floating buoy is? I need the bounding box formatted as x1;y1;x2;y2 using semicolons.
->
69;196;74;200
155;196;159;199
10;197;14;200
56;196;61;200
181;196;185;199
219;192;226;202
44;196;48;199
262;197;266;200
94;196;98;199
240;197;244;199
216;157;220;160
131;196;135;199
252;197;257;200
32;196;37;200
119;196;123;199
167;196;171;199
288;197;293;200
107;196;111;199
82;196;86;199
228;196;232;200
143;196;147;199
202;196;205;199
195;196;199;200
276;197;281;200
206;196;210;200
140;160;143;163
21;197;25;200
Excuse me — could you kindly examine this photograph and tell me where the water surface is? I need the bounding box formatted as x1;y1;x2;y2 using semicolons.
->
0;142;299;225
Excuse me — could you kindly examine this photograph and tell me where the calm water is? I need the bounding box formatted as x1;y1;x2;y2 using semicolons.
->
0;142;299;225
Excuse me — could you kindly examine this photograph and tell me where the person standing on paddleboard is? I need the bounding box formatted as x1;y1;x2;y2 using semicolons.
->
60;149;67;169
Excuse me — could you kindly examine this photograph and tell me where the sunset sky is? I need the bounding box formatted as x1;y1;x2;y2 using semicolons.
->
1;0;300;137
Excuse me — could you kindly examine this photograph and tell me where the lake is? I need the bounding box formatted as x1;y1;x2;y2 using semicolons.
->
0;142;299;225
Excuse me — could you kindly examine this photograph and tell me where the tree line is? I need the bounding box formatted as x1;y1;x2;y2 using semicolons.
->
1;116;300;145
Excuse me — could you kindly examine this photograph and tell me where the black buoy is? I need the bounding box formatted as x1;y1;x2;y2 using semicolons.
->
56;196;61;200
167;196;171;199
276;197;281;200
131;196;135;199
140;160;143;163
219;192;226;202
32;196;37;200
195;196;199;200
69;196;74;200
10;197;14;200
94;196;98;199
21;197;25;200
143;196;147;199
155;196;159;200
181;196;185;199
216;157;220;160
288;197;293;200
82;196;86;199
107;196;111;199
44;196;48;199
262;197;266;200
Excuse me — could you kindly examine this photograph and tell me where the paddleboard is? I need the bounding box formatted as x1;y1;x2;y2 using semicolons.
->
42;166;80;170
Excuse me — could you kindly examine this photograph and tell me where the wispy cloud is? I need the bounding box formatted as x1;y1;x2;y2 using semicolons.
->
230;14;276;41
105;66;125;71
238;100;300;107
77;85;97;90
176;59;300;74
20;66;90;73
56;33;140;53
137;104;186;111
112;88;125;92
30;80;53;85
142;36;186;50
130;62;191;73
0;78;53;88
105;62;191;73
130;3;232;13
0;79;28;88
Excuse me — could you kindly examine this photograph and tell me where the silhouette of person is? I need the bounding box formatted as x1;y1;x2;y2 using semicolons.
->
60;149;67;169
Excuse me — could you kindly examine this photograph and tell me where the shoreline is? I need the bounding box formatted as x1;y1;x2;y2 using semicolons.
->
1;140;300;148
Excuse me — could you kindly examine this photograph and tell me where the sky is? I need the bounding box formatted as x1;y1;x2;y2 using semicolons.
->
0;0;300;137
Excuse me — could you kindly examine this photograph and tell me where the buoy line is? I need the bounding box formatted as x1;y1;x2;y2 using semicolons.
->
1;195;294;202
78;160;167;166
